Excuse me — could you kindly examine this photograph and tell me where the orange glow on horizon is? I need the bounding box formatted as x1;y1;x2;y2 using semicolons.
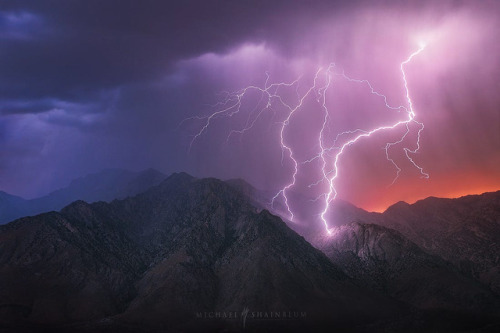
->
355;174;500;213
366;187;499;213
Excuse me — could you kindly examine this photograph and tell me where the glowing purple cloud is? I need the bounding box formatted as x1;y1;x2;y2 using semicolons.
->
178;2;500;224
187;42;432;233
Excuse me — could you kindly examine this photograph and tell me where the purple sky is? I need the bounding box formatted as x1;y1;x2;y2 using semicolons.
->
1;1;499;225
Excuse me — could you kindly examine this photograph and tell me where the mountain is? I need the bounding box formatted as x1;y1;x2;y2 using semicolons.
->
0;191;27;224
377;191;500;296
0;173;406;332
304;199;383;241
1;174;499;331
0;168;167;224
303;191;500;302
314;222;499;315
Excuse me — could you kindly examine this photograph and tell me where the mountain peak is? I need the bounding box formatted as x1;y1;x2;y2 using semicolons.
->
383;200;411;213
0;191;25;201
164;171;195;182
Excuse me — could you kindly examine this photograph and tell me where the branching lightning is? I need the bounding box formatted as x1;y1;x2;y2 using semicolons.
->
186;45;429;234
316;45;429;233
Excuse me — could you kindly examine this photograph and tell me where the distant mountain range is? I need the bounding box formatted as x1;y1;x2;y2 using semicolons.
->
0;172;499;331
0;168;167;224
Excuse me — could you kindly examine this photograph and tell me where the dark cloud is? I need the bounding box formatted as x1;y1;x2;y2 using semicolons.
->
0;1;312;100
0;0;473;103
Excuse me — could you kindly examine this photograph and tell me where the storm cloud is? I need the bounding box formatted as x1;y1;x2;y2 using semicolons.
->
0;1;498;225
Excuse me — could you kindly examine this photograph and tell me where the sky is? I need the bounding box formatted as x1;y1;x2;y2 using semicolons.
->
1;0;499;226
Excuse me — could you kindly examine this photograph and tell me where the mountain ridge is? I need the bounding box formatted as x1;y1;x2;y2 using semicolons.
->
375;189;500;296
382;190;500;213
0;168;167;224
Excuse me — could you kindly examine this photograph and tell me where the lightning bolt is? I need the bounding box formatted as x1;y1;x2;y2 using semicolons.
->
270;68;328;221
186;44;429;233
187;74;300;151
318;45;428;234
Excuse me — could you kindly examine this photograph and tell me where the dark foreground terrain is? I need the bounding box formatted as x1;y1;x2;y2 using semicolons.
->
0;173;499;332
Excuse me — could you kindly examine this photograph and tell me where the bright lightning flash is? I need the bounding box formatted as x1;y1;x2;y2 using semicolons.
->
187;45;429;234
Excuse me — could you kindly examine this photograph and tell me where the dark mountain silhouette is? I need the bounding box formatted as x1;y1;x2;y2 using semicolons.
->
0;173;406;332
0;168;166;224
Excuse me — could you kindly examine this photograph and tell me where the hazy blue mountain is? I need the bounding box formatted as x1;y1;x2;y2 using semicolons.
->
0;191;27;225
0;168;166;224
